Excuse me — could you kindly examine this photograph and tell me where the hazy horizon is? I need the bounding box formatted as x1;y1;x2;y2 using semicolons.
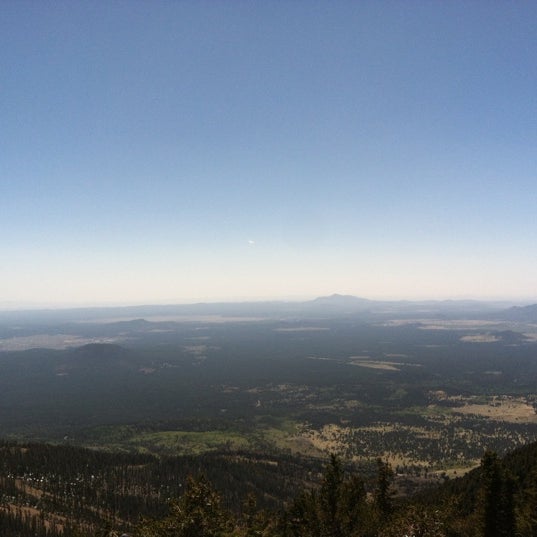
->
3;3;536;307
1;292;534;313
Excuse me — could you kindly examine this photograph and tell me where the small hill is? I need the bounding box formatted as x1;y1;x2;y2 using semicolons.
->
71;342;129;364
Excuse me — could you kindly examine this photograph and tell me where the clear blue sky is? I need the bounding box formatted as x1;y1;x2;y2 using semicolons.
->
2;1;536;306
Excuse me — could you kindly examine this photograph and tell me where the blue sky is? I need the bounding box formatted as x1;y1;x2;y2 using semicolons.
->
2;2;537;306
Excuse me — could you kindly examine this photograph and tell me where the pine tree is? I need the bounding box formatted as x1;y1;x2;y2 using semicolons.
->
374;459;394;520
337;474;368;537
281;455;371;537
318;454;344;537
517;467;537;537
136;475;231;537
478;451;516;537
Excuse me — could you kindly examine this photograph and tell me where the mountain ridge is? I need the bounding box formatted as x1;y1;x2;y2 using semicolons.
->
0;294;517;323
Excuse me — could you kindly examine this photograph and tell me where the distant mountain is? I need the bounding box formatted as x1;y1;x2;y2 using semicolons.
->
499;303;537;322
304;294;513;319
306;294;372;312
0;295;517;324
310;293;372;305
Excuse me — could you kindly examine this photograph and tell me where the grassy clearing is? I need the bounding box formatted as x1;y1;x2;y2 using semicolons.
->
451;398;537;423
80;417;304;456
349;359;400;371
125;430;253;454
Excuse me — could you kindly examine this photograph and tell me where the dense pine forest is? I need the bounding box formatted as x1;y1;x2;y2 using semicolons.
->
0;441;323;536
1;440;536;536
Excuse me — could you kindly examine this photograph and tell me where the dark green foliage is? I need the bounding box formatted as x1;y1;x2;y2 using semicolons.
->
279;455;372;537
319;454;344;537
379;504;452;537
2;441;537;537
336;475;369;536
517;467;537;537
0;441;316;537
240;492;273;537
374;459;394;519
477;451;516;537
282;490;321;537
137;475;230;537
415;445;537;536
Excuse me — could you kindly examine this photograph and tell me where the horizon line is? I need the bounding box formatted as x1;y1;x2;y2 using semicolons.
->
0;293;534;313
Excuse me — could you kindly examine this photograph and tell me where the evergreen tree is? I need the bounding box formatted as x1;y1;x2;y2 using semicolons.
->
318;454;344;537
280;455;371;537
137;475;231;537
241;492;272;537
478;451;516;537
517;467;537;537
374;459;394;520
283;490;320;537
337;475;369;537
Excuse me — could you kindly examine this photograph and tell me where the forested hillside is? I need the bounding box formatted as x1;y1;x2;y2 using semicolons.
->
0;441;324;536
1;440;536;536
